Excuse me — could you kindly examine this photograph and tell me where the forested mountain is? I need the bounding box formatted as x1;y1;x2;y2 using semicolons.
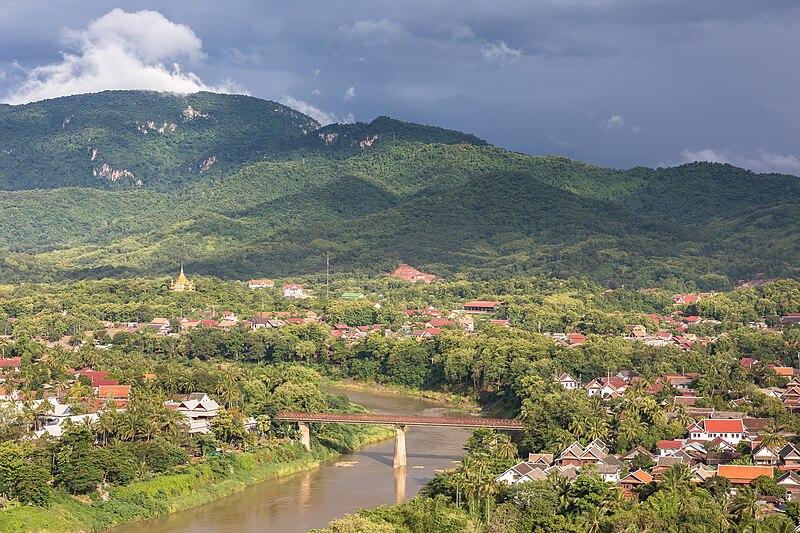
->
0;90;797;288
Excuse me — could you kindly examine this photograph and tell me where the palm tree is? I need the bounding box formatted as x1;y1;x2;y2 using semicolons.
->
97;407;118;445
69;381;92;401
660;463;694;494
618;412;646;446
583;506;603;533
759;424;786;451
255;414;271;439
672;405;693;427
569;416;588;439
493;434;517;460
728;485;759;522
550;474;572;513
115;411;138;441
477;476;498;523
586;417;610;441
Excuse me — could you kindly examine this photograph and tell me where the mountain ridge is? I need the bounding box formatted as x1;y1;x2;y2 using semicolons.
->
0;90;797;289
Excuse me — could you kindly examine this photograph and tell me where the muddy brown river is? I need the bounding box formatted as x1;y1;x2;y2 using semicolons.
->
108;388;470;532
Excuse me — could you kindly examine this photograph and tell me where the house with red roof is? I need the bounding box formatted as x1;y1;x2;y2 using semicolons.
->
462;301;503;314
687;418;746;445
657;440;683;457
0;357;22;372
717;464;773;486
620;469;653;499
585;377;628;398
98;385;131;399
741;357;759;370
428;318;455;328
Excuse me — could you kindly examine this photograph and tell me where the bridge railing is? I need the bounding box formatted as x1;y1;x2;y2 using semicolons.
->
274;411;525;430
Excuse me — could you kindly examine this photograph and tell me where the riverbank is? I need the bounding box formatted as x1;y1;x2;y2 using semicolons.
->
325;378;480;413
0;426;393;533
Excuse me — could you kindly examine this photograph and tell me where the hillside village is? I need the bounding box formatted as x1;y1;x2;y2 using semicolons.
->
0;267;799;527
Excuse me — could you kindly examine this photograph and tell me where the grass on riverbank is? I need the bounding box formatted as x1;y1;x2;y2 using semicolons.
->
0;425;393;533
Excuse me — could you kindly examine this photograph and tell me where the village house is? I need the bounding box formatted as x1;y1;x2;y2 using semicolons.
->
687;418;746;445
781;314;800;327
283;284;304;298
247;279;274;289
554;373;579;390
625;324;648;338
145;317;171;335
585;377;628;398
620;469;653;500
779;443;800;470
778;471;800;500
166;393;220;434
657;440;683;457
98;384;131;400
753;445;780;466
0;356;22;373
717;464;773;488
461;300;503;314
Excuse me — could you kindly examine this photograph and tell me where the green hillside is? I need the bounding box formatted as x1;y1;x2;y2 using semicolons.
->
0;91;797;288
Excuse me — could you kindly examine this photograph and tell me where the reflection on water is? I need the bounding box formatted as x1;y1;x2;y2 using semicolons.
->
108;387;469;533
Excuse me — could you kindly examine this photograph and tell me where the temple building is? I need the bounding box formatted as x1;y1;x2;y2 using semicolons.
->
170;264;196;292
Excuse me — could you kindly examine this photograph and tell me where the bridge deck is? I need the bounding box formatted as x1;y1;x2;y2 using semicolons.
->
275;411;525;429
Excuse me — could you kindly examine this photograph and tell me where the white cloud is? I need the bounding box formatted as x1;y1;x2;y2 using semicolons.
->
311;88;321;95
435;23;476;41
480;40;522;62
222;47;260;65
680;148;800;175
599;114;641;132
279;94;354;126
3;9;242;104
339;19;406;44
343;86;356;101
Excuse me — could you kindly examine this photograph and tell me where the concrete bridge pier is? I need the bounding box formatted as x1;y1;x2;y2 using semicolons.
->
298;421;311;451
393;425;407;468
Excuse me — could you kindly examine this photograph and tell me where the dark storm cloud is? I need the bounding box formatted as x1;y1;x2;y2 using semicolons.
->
1;1;799;173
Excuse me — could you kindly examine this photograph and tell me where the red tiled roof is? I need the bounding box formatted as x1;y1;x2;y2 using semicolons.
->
98;385;131;398
717;465;773;484
658;440;682;449
621;469;653;484
703;419;744;433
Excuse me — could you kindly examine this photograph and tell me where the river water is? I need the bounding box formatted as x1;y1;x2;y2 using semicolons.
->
109;388;470;533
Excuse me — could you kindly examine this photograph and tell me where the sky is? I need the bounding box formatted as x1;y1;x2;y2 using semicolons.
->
1;1;799;174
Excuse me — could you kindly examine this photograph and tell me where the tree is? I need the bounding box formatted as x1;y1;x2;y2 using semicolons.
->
13;464;52;506
211;408;249;448
729;485;760;522
492;434;517;461
759;426;786;451
194;433;220;457
585;417;609;441
659;463;693;495
54;427;104;494
751;474;786;499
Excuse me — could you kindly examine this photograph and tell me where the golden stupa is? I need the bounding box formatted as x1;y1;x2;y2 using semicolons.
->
169;264;196;292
